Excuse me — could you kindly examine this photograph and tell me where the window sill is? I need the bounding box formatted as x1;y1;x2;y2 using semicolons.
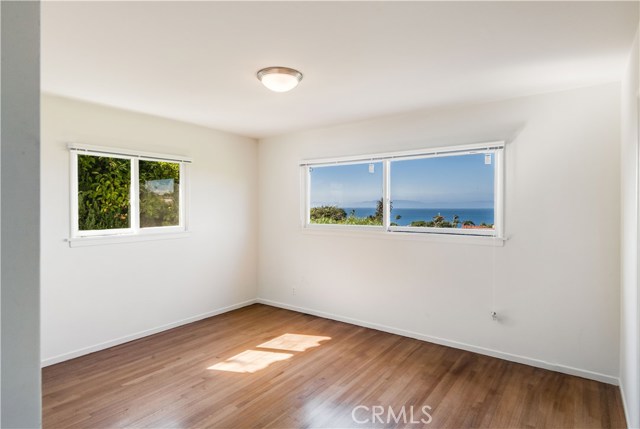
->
67;231;190;247
301;225;505;246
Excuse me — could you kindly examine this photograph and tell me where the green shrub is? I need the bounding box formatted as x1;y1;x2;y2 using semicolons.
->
310;206;347;222
311;215;383;226
410;214;465;228
139;160;180;227
78;155;131;230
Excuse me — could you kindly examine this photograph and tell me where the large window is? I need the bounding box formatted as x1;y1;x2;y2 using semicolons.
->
70;145;190;239
303;142;504;237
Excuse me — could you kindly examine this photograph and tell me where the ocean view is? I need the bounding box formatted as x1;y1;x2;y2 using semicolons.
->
341;207;494;227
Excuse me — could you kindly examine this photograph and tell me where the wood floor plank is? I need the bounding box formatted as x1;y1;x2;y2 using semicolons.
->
42;304;626;428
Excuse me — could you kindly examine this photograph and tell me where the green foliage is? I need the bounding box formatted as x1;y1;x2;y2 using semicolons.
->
139;160;180;227
410;214;470;228
372;199;384;222
78;155;131;230
310;206;347;222
346;215;382;225
311;203;382;226
309;202;493;230
312;213;382;226
77;155;180;231
369;198;392;223
427;214;453;228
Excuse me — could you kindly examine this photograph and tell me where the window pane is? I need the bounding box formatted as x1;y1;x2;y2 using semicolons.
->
77;154;131;231
309;162;383;226
139;160;180;228
390;153;495;229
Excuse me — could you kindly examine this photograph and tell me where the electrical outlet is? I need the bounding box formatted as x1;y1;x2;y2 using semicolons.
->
292;288;296;296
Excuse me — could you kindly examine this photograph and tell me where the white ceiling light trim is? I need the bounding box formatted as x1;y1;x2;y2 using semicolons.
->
257;66;303;92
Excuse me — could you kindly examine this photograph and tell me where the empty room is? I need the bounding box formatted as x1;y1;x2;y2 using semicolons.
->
1;1;640;428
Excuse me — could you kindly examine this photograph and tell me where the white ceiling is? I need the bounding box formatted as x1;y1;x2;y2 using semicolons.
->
41;1;639;139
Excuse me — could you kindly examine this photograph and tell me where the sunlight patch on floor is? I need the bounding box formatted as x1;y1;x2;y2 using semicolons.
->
208;350;293;373
208;333;332;374
257;333;332;352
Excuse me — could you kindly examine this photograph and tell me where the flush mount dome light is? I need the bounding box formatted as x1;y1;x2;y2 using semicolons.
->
257;66;303;92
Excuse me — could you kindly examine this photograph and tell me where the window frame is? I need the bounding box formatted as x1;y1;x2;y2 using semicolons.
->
301;141;505;239
69;144;191;240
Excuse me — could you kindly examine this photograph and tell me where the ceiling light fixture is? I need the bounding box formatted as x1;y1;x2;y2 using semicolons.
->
257;66;303;92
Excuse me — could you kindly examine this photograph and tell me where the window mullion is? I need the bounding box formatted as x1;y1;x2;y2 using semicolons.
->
70;151;80;237
383;160;391;231
131;158;140;232
494;149;504;239
305;166;311;226
179;162;186;229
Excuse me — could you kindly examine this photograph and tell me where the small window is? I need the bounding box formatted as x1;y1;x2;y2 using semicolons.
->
70;145;190;239
309;162;383;226
302;142;504;238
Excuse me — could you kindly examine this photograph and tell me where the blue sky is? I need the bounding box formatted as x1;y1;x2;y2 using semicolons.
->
310;153;494;209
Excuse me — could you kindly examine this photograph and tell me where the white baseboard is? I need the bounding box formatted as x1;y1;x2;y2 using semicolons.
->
42;297;620;387
41;299;257;367
257;298;619;386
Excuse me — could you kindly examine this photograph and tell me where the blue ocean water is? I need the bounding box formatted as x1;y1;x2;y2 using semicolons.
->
342;208;494;227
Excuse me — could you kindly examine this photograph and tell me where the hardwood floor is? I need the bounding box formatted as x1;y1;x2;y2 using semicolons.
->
43;304;626;428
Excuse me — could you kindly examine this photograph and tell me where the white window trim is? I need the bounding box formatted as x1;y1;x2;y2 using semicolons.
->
69;144;191;245
299;141;504;166
300;141;505;241
68;143;193;163
300;226;505;247
66;231;191;248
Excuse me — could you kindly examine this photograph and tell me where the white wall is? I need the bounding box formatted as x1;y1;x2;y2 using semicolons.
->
1;2;41;427
258;84;621;383
41;94;258;365
620;23;640;429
